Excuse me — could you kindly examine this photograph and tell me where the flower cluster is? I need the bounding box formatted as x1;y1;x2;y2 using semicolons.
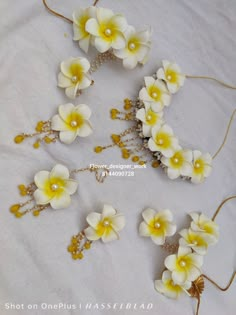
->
72;6;152;69
136;60;212;184
153;211;219;299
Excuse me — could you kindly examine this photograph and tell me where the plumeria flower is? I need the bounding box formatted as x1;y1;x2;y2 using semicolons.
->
139;208;176;245
189;212;219;243
33;164;78;210
136;104;163;137
73;7;97;53
84;204;126;243
51;103;93;144
113;26;152;69
161;148;193;179
85;8;128;53
148;124;179;157
58;57;92;99
155;270;191;299
157;60;185;94
179;228;216;255
191;151;212;184
165;246;203;286
139;77;171;112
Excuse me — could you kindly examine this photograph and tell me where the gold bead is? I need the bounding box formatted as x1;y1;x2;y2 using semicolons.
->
44;136;52;144
139;161;146;165
14;135;25;144
124;103;132;110
67;245;75;253
132;156;139;162
35;121;44;132
10;204;20;213
94;146;103;153
111;134;121;144
77;252;84;259
18;184;26;191
15;212;23;218
110;108;119;119
20;189;27;196
33;210;40;216
72;238;77;245
84;242;91;250
152;160;160;168
33;141;40;149
118;142;125;148
72;253;78;260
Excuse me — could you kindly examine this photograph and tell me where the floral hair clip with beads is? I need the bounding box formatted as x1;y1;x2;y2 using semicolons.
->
10;164;108;218
42;0;152;99
139;196;236;315
14;103;92;148
95;60;236;184
67;204;125;261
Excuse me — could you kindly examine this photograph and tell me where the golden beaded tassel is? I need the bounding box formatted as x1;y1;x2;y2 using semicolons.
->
67;231;92;261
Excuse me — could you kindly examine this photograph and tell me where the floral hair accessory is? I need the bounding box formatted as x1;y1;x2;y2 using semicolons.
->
139;196;236;315
67;204;125;261
14;103;92;148
42;0;152;71
95;60;236;184
10;164;109;218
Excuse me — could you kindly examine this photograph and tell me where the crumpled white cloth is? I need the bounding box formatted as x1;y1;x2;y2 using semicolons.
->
0;0;235;315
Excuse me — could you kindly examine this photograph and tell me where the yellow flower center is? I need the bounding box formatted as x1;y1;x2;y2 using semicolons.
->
148;85;162;101
99;22;118;41
66;112;84;130
145;109;159;125
166;69;178;84
43;177;66;199
148;218;166;236
170;151;184;169
155;132;172;149
127;37;140;53
77;14;90;37
69;63;84;84
193;159;204;174
96;218;113;236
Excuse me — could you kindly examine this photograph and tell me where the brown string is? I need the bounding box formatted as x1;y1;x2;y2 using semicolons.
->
202;272;236;292
212;195;236;221
93;0;100;5
42;0;73;23
186;75;236;90
212;109;236;159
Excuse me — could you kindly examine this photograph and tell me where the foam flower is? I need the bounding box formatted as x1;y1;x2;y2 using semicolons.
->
33;164;78;210
139;208;176;245
161;148;193;179
139;77;171;112
148;124;179;157
136;104;163;137
179;228;216;255
85;8;128;53
51;103;93;144
58;57;92;99
113;26;152;69
190;151;212;184
84;204;126;243
165;246;203;286
155;270;191;299
189;212;219;243
157;60;185;94
73;7;97;53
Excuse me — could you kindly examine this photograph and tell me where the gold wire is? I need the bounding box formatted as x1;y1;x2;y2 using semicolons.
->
212;195;236;221
186;75;236;90
42;0;73;23
202;273;236;292
212;109;236;159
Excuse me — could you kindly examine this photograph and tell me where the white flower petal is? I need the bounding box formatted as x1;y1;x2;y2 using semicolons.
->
75;104;92;120
84;226;101;241
151;234;165;245
77;75;92;90
79;35;90;53
77;121;93;137
172;270;187;285
139;221;151;236
96;7;114;24
86;212;102;228
123;55;138;69
58;104;75;122
112;32;126;50
167;167;180;179
102;228;119;243
59;130;78;144
94;37;111;53
148;138;159;152
50;192;71;210
142;208;156;223
34;171;50;189
58;73;72;88
33;189;52;205
85;18;100;36
111;214;126;231
65;85;77;99
50;164;70;180
65;179;78;195
166;223;177;237
51;114;69;132
111;15;128;32
164;254;177;271
102;204;117;218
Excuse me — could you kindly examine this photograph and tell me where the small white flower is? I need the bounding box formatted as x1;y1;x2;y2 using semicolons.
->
179;228;216;255
161;148;193;179
85;8;128;53
157;60;185;94
139;208;176;245
136;104;163;137
155;270;190;299
58;57;92;99
51;103;93;144
33;164;78;210
139;77;171;112
84;204;126;243
113;25;152;69
165;246;203;286
148;124;179;157
190;151;212;184
73;6;97;53
189;212;219;243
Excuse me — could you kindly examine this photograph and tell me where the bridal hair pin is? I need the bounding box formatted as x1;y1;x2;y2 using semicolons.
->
139;196;236;315
10;164;108;218
67;204;126;261
14;103;93;148
42;0;152;99
95;60;236;184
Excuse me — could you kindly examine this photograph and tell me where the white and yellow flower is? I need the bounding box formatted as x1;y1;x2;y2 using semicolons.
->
33;164;78;210
161;148;193;179
51;103;92;144
189;212;219;243
84;204;126;243
155;270;190;299
139;208;176;245
179;228;216;255
190;151;212;184
85;8;127;53
58;57;92;99
113;25;151;69
136;104;163;137
148;124;179;157
139;77;171;112
165;246;203;286
73;7;97;53
157;60;185;94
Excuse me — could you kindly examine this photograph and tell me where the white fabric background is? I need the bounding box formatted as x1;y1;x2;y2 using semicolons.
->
0;0;235;314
